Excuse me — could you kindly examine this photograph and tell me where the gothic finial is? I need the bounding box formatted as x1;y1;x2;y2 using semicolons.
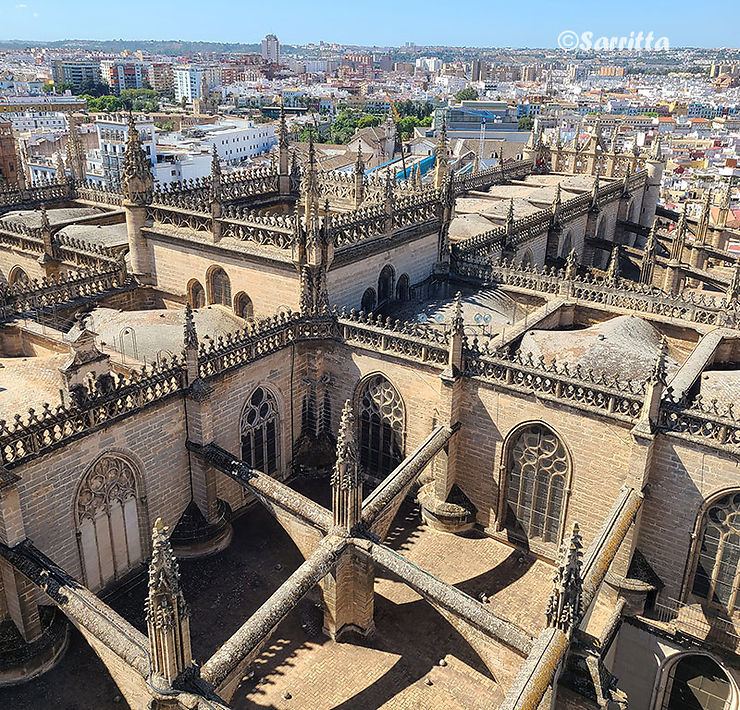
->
649;135;663;161
55;151;66;185
507;197;515;231
40;205;51;234
606;245;621;284
355;144;365;175
564;248;578;280
184;303;198;348
146;518;193;686
279;104;288;147
546;522;583;634
721;179;734;211
552;184;561;222
122;112;153;204
727;258;740;305
332;400;361;531
452;291;464;334
650;336;668;385
590;174;600;210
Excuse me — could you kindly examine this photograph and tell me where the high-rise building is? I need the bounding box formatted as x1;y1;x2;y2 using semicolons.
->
261;34;280;65
148;62;175;95
99;60;150;93
173;65;221;103
51;59;101;89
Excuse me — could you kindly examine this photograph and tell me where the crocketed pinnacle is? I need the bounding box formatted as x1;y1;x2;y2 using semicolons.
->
122;113;153;203
332;400;360;491
183;303;198;349
546;522;583;634
147;518;182;600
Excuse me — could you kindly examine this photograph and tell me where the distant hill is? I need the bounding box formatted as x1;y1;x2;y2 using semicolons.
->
0;39;297;55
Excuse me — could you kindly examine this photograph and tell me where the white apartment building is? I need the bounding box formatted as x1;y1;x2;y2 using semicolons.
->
95;113;156;191
5;111;68;131
173;65;221;103
162;119;277;166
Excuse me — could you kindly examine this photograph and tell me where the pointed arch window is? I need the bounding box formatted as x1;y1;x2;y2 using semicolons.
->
357;374;405;480
75;454;143;591
209;267;231;307
504;424;569;547
241;386;280;475
691;491;740;611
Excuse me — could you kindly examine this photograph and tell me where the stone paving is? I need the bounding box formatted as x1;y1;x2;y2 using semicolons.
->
2;478;551;709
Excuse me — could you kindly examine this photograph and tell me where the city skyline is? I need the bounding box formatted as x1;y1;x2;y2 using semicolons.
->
4;0;739;48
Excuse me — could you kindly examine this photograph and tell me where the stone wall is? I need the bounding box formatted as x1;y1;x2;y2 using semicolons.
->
12;396;190;594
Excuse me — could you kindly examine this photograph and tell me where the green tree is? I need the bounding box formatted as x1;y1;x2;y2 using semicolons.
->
518;116;534;130
357;114;381;129
43;81;73;94
77;79;110;97
299;126;322;143
455;87;479;103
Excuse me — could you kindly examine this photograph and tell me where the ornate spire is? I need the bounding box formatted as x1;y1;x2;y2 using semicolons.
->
606;245;621;284
145;519;193;687
671;204;688;262
14;138;26;190
650;335;668;386
721;179;734;211
122;113;153;205
546;522;583;634
640;223;658;285
66;114;85;182
610;125;620;154
649;135;663;162
590;174;600;210
303;131;319;224
40;205;51;235
55;151;67;185
564;248;578;280
695;190;712;245
209;144;221;202
434;120;449;189
621;164;631;196
354;145;365;176
452;291;464;335
331;401;362;531
727;259;740;305
183;303;198;348
552;184;561;223
279;104;288;150
506;197;516;233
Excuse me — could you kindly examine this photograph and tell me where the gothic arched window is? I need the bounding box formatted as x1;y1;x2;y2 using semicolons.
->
241;386;280;475
234;291;254;320
504;423;569;548
377;265;395;305
659;655;732;710
208;267;231;307
188;279;205;308
691;491;740;611
9;266;30;288
357;374;405;480
75;454;143;591
396;273;410;302
361;287;376;313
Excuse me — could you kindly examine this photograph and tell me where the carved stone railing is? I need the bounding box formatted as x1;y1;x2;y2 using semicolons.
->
0;264;128;321
197;311;305;379
661;396;740;452
0;218;120;270
221;165;280;201
146;204;211;232
337;308;450;366
54;232;121;268
454;255;740;329
453;169;648;257
219;217;293;249
452;158;535;194
464;348;646;422
0;358;186;466
0;178;72;211
328;203;388;247
75;181;123;207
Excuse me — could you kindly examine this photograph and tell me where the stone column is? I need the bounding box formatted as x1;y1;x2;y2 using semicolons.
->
0;469;42;642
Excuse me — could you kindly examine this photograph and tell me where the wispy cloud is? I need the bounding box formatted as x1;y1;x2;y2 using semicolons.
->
15;3;27;8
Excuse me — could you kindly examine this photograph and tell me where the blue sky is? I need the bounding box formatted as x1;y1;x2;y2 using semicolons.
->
2;0;737;48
